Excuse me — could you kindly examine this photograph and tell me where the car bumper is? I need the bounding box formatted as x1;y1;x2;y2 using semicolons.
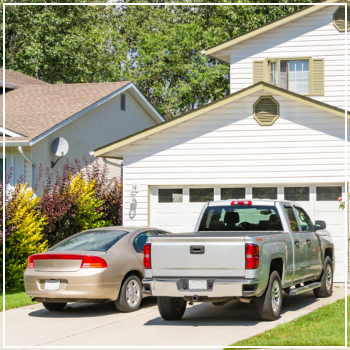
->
24;268;120;302
142;278;259;298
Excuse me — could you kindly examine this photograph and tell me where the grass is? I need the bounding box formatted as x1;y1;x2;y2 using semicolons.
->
226;298;345;347
0;287;37;312
348;297;350;346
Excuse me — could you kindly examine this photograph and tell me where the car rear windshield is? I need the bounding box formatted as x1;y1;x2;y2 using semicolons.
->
198;205;283;231
50;230;129;252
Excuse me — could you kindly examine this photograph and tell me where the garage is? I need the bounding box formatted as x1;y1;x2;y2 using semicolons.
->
150;184;345;282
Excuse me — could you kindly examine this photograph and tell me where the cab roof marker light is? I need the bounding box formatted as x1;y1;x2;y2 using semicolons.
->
231;200;252;205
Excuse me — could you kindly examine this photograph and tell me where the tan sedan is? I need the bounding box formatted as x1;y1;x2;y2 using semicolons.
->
24;226;171;312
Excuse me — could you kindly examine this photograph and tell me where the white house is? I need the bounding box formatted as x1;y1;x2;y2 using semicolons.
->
1;69;164;190
94;1;349;282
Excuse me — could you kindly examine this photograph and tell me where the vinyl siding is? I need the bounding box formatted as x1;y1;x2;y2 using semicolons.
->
220;6;348;110
119;94;346;226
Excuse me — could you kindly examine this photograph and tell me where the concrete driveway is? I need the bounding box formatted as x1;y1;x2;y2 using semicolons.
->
2;283;345;349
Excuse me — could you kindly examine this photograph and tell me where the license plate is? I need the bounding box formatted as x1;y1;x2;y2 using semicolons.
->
44;280;60;290
189;280;207;290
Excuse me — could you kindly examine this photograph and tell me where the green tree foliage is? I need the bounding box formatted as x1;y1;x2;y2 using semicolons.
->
3;0;315;118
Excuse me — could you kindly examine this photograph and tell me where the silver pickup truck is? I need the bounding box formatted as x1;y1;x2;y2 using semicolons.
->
143;199;334;321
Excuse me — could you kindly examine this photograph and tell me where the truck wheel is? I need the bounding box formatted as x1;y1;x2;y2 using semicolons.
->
313;256;333;298
158;297;186;320
115;275;142;312
255;270;282;321
42;302;67;311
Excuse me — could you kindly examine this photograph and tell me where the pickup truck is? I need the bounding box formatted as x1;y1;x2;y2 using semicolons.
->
143;199;334;321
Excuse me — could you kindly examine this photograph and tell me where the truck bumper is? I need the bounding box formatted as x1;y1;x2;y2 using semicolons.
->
142;278;259;298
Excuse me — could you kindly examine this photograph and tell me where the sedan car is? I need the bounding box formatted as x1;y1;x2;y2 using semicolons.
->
24;226;171;312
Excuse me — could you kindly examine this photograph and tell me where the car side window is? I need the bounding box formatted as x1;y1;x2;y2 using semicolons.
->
156;230;170;235
294;206;313;232
133;231;155;253
284;206;298;232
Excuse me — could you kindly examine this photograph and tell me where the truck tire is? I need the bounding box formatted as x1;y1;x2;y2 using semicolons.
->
255;270;282;321
115;275;142;312
42;302;67;311
158;297;186;320
313;256;333;298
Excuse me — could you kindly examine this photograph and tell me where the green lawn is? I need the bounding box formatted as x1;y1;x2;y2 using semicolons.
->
227;298;345;347
348;297;350;347
0;287;37;312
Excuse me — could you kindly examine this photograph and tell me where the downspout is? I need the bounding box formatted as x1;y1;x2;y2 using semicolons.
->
18;146;36;188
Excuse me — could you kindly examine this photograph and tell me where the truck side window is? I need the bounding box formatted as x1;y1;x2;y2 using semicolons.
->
284;206;298;232
294;207;313;232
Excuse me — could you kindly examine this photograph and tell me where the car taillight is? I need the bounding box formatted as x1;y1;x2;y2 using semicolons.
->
26;254;107;268
144;243;151;269
245;243;259;269
231;200;252;205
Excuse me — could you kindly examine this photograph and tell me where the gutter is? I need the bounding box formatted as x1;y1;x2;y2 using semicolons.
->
18;146;36;188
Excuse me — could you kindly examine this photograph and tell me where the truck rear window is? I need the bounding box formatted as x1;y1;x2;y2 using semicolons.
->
198;205;283;231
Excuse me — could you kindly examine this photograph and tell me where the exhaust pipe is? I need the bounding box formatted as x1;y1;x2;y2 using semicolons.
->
192;295;199;302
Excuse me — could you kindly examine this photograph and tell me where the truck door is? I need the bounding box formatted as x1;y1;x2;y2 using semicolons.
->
294;206;322;279
284;205;307;283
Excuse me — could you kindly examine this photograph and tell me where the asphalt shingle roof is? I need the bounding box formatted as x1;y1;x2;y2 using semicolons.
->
1;69;50;86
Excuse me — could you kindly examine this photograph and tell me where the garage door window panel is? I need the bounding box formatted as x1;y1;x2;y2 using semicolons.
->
284;187;309;201
158;189;183;203
189;188;214;202
253;187;277;200
221;188;245;200
316;186;342;201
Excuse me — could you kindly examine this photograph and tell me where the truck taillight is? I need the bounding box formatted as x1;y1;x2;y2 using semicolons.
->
231;200;252;205
144;243;151;269
245;244;259;269
26;254;107;268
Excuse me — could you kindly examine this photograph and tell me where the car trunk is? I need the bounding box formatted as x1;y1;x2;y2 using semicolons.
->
150;235;246;278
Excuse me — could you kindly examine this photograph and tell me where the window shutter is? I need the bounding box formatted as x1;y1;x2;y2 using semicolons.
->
253;96;279;126
121;93;126;111
252;60;265;84
311;58;324;96
333;6;350;32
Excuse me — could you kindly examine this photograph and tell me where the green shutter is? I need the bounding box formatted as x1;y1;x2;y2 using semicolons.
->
333;6;350;32
253;60;265;84
311;58;324;96
253;96;279;126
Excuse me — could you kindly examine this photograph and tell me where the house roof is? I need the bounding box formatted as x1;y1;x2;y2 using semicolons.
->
94;81;349;158
1;81;164;145
205;0;347;63
1;68;49;86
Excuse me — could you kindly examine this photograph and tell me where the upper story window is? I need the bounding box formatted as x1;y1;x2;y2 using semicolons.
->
253;58;324;96
268;59;309;94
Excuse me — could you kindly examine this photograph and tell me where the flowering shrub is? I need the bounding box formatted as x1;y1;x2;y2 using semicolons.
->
338;196;345;210
0;182;48;289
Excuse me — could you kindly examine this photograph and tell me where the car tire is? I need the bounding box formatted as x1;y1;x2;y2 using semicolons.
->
255;270;282;321
115;274;142;312
313;256;333;298
42;302;67;311
158;297;186;320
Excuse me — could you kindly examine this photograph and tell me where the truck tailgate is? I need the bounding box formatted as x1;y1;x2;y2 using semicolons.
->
149;235;245;277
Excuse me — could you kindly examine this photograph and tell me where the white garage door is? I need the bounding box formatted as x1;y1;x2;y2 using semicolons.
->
150;184;346;282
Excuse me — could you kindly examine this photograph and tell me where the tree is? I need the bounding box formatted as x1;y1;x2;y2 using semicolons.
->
3;0;316;118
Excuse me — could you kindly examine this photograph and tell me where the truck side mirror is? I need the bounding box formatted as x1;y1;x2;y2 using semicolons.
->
315;220;326;230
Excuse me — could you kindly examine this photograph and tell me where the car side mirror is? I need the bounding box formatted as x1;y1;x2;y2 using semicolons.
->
315;220;326;230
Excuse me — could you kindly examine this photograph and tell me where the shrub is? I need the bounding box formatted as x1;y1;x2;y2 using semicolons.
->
37;158;122;247
0;182;48;289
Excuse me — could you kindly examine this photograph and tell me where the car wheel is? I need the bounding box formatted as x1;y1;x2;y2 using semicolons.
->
255;270;282;321
158;297;186;320
313;256;333;298
115;274;142;312
42;302;67;311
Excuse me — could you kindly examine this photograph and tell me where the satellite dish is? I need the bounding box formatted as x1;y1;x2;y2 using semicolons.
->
51;137;69;157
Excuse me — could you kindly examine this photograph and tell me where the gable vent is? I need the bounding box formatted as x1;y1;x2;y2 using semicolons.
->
253;96;279;126
333;6;350;32
121;93;126;111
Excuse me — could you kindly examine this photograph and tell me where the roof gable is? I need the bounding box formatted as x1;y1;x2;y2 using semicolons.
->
94;81;348;158
205;0;347;63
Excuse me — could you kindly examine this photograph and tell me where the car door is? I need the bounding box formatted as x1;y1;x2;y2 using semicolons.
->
284;205;307;283
132;230;158;265
294;206;322;279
